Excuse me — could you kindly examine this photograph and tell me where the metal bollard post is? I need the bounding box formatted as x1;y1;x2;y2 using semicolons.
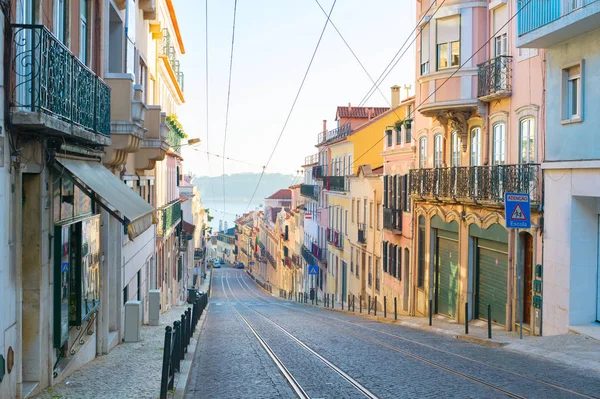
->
368;296;371;315
342;295;344;310
160;326;172;399
384;296;387;318
187;308;192;344
359;295;362;313
465;302;469;335
173;321;181;372
352;295;355;312
488;304;492;339
394;297;397;320
316;294;319;306
374;296;377;316
429;299;433;326
181;314;187;355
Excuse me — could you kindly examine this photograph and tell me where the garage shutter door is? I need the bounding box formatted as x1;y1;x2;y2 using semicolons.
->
436;231;459;318
476;239;508;325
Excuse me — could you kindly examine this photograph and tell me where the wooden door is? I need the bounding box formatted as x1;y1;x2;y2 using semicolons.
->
523;234;533;324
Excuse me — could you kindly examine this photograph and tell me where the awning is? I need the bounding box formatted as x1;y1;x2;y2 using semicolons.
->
182;221;195;238
55;156;155;240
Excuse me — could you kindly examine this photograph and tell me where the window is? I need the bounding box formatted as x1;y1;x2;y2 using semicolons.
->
562;64;582;123
417;216;426;288
470;128;481;166
345;210;348;236
397;246;402;280
520;118;535;163
80;0;89;64
55;0;66;44
383;242;388;273
492;123;506;165
369;202;373;228
377;204;381;230
419;137;427;168
451;131;461;167
368;255;372;287
386;129;393;147
433;134;443;167
420;23;430;74
493;5;508;57
494;34;507;57
357;199;360;224
351;199;355;222
350;250;354;273
436;16;460;70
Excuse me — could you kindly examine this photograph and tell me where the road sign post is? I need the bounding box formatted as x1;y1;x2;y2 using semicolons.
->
504;193;531;340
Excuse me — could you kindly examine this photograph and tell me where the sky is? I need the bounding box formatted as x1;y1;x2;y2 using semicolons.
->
176;0;416;178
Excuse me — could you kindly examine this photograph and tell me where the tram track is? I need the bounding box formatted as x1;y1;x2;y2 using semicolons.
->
221;270;379;399
235;270;598;399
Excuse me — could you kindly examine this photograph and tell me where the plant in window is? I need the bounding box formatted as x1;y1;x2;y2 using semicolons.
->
394;119;404;132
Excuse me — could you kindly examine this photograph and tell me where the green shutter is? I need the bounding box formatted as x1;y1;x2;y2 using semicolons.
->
435;232;459;318
383;242;388;273
476;239;508;325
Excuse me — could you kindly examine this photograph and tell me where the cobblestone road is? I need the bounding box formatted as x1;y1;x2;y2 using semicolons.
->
187;268;600;398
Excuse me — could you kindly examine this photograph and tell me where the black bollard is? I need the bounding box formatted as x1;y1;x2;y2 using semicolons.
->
368;296;371;315
429;299;433;326
465;302;469;335
394;297;397;320
374;296;377;316
384;296;387;318
359;295;362;313
342;295;344;310
352;295;355;312
488;304;492;339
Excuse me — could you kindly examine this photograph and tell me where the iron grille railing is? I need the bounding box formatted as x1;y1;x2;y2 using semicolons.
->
313;164;327;179
157;200;182;236
11;25;111;136
300;184;319;200
265;251;276;267
325;176;347;192
477;56;512;100
317;122;352;144
302;245;318;266
517;0;595;36
357;223;366;244
160;29;185;92
409;164;541;204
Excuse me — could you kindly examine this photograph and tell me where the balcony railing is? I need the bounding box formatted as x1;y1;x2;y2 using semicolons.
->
477;56;512;101
304;154;318;165
317;122;352;144
168;131;182;151
265;251;276;267
409;164;541;204
324;176;347;192
300;184;319;200
160;29;185;92
333;230;343;249
313;165;327;179
357;223;366;244
157;200;182;236
517;0;598;36
383;208;402;232
11;25;111;136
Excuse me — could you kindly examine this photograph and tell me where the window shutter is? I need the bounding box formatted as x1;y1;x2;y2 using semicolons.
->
397;246;402;280
396;175;401;210
421;23;430;65
383;175;388;208
400;174;406;212
437;16;460;44
383;242;388;273
391;176;397;210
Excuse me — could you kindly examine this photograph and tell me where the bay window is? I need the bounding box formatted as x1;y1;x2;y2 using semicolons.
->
436;16;460;70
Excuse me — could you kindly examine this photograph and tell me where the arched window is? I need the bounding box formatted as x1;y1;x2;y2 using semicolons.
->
520;118;535;163
433;134;443;168
419;137;427;168
470;127;481;166
451;131;461;167
492;123;506;165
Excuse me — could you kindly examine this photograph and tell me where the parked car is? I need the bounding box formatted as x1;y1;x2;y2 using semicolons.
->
212;263;221;269
236;263;244;269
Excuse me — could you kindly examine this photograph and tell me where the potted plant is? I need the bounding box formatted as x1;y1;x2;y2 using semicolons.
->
394;119;404;132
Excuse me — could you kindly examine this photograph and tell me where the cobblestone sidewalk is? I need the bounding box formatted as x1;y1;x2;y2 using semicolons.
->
33;272;212;399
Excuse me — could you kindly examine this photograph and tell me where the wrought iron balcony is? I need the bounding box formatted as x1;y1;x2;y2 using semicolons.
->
324;176;347;192
383;208;402;232
317;122;352;145
265;251;276;267
300;184;319;200
313;164;327;179
160;29;185;92
333;230;343;249
11;25;111;137
157;200;182;237
357;223;366;244
477;56;512;102
409;164;541;205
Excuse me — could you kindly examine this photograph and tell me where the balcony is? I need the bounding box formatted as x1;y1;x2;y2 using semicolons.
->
357;223;366;245
11;25;111;144
333;230;343;249
303;154;318;166
300;184;319;200
265;251;276;267
477;56;512;102
156;200;182;237
409;164;541;206
159;29;185;99
327;228;333;243
324;176;347;192
317;122;352;145
312;164;328;180
136;107;169;171
383;208;402;232
302;244;327;267
517;0;600;48
104;75;147;168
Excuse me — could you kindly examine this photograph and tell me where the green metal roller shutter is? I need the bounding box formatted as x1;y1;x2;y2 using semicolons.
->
436;231;459;318
476;239;508;325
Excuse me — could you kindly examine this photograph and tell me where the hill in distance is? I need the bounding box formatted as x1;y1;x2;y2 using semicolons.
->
192;173;296;202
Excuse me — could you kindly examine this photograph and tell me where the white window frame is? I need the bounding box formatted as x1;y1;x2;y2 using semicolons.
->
420;23;430;75
492;123;506;165
451;131;460;167
561;61;583;124
519;118;536;164
55;0;67;44
433;134;443;168
494;33;507;57
419;137;427;168
470;127;481;167
80;0;89;65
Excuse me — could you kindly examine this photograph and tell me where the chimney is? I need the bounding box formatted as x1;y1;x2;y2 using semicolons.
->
403;84;412;100
391;85;401;108
322;120;327;134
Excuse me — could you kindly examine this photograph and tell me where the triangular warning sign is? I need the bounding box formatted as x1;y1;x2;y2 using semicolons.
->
510;204;526;220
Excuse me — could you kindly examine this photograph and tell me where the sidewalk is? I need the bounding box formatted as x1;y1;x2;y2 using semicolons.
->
284;294;600;373
32;271;212;399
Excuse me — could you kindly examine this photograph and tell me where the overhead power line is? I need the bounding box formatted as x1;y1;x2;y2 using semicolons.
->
204;0;217;203
244;0;337;213
192;148;263;167
350;0;535;169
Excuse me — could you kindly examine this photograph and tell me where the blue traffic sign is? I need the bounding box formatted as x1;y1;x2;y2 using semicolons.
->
505;193;531;229
308;265;318;275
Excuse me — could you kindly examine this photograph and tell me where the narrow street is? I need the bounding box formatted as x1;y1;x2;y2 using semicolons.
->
187;268;600;399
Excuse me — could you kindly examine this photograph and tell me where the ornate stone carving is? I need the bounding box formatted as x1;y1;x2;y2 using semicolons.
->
435;110;472;152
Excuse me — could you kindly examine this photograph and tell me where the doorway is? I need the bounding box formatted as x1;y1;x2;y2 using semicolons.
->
521;233;533;326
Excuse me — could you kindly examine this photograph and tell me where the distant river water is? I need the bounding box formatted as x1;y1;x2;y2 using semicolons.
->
202;198;262;232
